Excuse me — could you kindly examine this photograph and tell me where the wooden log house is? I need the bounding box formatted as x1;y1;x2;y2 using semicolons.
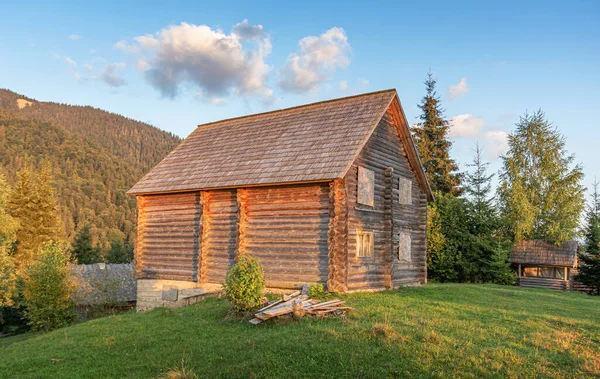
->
128;89;433;310
510;240;582;291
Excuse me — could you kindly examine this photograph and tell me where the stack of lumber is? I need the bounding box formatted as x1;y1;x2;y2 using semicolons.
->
249;291;353;325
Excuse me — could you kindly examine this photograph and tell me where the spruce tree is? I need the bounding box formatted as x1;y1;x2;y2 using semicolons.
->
105;236;133;264
8;168;39;267
498;110;584;244
0;173;18;316
35;163;62;243
71;224;101;264
575;181;600;294
463;145;513;284
8;166;63;268
412;71;462;196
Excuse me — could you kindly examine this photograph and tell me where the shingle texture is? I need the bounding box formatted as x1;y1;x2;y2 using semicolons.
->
73;264;137;305
128;90;397;195
509;240;578;266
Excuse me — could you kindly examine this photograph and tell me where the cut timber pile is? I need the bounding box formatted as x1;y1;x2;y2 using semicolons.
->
249;291;353;325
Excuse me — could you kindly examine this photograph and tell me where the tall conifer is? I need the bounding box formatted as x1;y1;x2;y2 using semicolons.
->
8;165;63;267
412;71;462;196
576;181;600;294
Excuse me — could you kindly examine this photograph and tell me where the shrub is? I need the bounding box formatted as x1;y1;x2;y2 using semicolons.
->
23;242;76;331
223;254;265;311
307;284;330;300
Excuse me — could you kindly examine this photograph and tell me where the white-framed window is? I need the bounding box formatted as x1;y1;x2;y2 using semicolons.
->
398;231;411;262
356;230;374;258
357;166;375;206
399;177;412;205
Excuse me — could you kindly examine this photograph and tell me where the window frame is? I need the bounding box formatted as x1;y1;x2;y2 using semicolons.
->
356;230;374;258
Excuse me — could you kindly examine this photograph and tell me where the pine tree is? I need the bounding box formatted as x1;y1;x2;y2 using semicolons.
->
0;173;18;317
412;71;462;196
8;168;39;267
462;145;513;284
8;166;63;268
575;180;600;295
464;143;496;235
498;110;585;244
105;236;134;264
35;164;62;243
71;224;101;264
0;173;18;250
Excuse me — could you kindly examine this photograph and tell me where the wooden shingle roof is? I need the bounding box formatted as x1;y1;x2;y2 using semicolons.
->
128;89;432;199
509;240;579;267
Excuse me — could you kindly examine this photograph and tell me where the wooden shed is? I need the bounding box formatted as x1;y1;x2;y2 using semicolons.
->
510;240;581;291
128;89;433;310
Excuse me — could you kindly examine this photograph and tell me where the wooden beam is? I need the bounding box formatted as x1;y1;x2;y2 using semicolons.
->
235;188;248;259
383;167;393;289
327;179;349;292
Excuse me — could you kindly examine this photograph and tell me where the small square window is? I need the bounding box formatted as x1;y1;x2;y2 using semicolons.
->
356;230;374;258
398;232;411;262
357;167;375;206
399;177;412;205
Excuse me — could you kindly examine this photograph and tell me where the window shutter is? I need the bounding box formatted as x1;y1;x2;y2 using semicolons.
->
398;231;411;262
357;167;375;206
399;177;412;205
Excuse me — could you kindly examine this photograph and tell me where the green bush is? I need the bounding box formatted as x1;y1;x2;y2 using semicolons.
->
307;284;331;300
23;242;76;331
223;254;265;311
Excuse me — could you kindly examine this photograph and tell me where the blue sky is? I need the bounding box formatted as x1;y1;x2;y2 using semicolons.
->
1;0;599;193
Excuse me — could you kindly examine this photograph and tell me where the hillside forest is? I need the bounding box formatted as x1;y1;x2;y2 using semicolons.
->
0;89;181;258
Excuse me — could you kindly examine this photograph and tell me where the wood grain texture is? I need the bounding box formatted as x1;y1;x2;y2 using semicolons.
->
135;192;200;281
327;179;349;292
243;183;330;289
202;190;237;283
345;110;428;291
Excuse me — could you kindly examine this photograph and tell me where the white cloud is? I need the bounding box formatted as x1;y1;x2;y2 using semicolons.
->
100;63;127;87
448;113;510;159
339;80;349;91
449;114;485;138
357;78;369;86
279;27;350;93
484;131;509;158
114;40;140;54
133;35;159;50
232;19;268;43
83;64;93;73
447;77;470;100
64;56;77;66
136;59;149;71
68;34;82;40
116;21;273;100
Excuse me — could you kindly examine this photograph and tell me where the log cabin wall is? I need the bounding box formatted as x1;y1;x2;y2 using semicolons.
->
135;192;201;281
240;183;331;289
344;109;427;291
200;189;237;283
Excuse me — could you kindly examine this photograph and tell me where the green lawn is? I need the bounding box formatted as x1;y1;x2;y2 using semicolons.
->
1;284;598;378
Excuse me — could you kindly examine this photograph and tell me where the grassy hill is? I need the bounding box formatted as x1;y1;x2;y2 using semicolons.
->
0;89;181;247
1;284;598;378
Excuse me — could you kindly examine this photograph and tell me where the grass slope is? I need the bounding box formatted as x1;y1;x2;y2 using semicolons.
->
1;284;598;378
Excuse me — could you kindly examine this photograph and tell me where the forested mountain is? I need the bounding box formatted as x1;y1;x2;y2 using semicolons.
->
0;89;181;248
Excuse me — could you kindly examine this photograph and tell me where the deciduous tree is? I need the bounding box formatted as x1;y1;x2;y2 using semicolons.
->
498;110;584;244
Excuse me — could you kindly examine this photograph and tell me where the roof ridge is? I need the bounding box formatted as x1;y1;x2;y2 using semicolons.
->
196;89;397;129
